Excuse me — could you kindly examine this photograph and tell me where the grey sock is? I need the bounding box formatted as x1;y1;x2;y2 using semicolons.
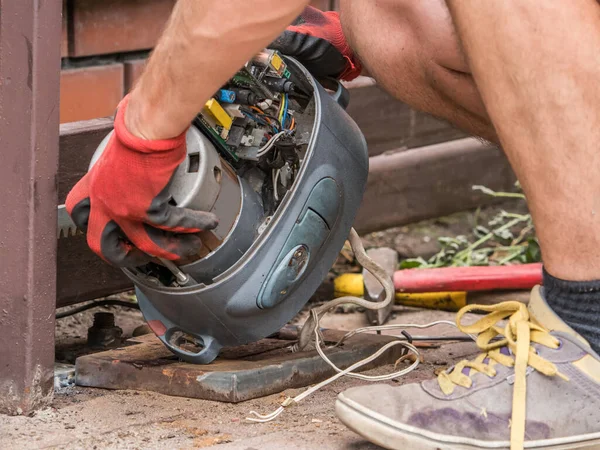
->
542;268;600;354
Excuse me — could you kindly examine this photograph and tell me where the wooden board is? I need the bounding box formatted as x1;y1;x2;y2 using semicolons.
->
57;118;130;306
56;88;514;307
58;118;114;202
345;83;467;156
76;329;407;403
354;138;516;234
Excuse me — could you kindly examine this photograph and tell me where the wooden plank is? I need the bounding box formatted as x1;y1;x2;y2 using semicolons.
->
353;138;517;234
57;234;132;307
57;118;130;307
55;91;504;307
0;0;62;414
76;329;406;403
56;134;514;307
58;118;113;202
345;82;467;156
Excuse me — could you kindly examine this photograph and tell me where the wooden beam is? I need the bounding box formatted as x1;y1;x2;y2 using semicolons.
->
56;127;514;307
58;118;113;202
344;80;467;156
57;234;132;307
55;82;511;307
57;118;131;307
354;138;516;234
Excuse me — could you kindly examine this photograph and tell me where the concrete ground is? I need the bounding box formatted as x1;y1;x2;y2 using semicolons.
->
0;309;479;450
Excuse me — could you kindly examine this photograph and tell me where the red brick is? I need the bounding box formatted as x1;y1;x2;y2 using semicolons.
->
60;64;124;123
70;0;175;57
123;58;147;92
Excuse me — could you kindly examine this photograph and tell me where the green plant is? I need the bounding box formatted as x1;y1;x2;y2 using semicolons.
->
400;184;539;269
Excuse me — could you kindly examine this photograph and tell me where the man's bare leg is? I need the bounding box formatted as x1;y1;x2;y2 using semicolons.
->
343;0;600;282
342;0;600;349
335;3;600;448
340;0;497;142
444;0;600;283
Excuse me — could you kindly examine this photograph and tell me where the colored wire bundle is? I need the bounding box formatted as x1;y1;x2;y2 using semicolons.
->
241;109;279;134
277;94;296;131
278;94;287;126
256;131;287;157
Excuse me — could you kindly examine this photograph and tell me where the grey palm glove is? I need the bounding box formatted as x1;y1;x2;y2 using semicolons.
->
270;6;362;81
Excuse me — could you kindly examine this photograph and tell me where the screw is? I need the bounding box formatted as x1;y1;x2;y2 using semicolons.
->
93;312;115;328
88;312;123;348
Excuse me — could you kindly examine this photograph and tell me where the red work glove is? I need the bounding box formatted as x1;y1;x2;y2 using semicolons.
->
270;6;362;81
65;95;218;267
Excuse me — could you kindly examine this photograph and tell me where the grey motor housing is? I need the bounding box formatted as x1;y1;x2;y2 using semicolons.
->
122;59;369;364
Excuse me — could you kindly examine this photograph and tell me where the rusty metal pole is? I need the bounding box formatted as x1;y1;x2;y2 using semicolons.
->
0;0;62;414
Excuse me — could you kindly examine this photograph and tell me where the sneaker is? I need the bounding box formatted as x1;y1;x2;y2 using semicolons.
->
336;286;600;449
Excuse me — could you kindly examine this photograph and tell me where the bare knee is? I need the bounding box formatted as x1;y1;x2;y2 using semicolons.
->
341;1;467;77
339;0;492;134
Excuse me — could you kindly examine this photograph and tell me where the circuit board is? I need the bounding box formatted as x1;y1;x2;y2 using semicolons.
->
193;116;238;163
195;49;307;168
230;67;275;100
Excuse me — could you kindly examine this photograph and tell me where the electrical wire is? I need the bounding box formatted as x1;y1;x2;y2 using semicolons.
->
242;110;279;134
257;131;287;157
250;106;266;115
241;110;268;127
273;166;286;202
56;299;140;319
278;94;286;124
244;106;282;132
260;113;284;131
247;228;477;423
333;321;477;345
281;94;289;128
272;168;282;201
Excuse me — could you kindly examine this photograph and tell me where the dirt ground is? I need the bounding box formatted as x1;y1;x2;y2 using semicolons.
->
0;205;519;449
2;310;478;450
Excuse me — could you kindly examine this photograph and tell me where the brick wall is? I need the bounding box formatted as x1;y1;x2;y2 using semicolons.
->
60;0;336;123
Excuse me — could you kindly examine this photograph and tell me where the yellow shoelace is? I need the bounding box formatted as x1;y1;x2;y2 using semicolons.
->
437;301;569;450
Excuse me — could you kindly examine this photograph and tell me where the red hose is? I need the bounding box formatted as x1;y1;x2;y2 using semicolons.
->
394;263;543;293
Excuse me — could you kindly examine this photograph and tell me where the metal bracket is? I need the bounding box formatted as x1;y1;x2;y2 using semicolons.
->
363;247;398;325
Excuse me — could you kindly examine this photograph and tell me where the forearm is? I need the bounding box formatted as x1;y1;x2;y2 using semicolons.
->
127;0;309;140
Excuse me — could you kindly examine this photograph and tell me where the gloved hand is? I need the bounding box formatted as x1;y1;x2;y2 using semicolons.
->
65;95;218;267
270;6;362;81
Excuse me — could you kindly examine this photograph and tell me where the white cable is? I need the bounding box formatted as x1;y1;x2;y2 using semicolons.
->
257;131;286;157
247;228;467;423
336;321;477;345
272;169;281;201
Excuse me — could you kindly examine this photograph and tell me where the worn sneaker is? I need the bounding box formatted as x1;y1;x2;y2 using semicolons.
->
336;286;600;450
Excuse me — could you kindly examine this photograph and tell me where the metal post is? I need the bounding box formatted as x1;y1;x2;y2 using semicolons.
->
0;0;62;414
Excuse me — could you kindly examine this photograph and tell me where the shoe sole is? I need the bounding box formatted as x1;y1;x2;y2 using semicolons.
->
336;393;600;450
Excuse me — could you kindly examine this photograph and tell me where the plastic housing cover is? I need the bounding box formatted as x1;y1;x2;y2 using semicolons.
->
128;58;369;364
